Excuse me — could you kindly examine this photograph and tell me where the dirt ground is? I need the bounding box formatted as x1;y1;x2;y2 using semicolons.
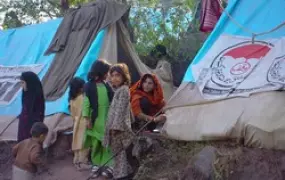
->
0;141;15;180
134;138;239;180
221;147;285;180
1;137;285;180
0;141;92;180
134;136;285;180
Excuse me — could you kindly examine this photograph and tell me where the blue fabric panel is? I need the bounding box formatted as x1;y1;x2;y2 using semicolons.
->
0;19;106;116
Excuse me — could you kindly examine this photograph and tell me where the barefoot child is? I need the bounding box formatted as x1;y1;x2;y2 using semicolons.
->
83;60;114;177
68;77;90;170
103;63;135;180
12;122;48;180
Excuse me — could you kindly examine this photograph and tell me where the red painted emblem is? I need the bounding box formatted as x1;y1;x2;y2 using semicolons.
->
230;62;251;75
210;41;272;87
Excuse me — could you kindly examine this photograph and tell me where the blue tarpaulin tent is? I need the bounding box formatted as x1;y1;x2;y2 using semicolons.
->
0;2;152;143
0;19;106;116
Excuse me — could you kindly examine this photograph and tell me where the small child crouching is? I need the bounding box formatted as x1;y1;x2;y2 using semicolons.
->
12;122;48;180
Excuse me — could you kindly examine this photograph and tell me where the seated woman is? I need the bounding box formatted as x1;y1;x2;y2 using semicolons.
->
130;73;166;132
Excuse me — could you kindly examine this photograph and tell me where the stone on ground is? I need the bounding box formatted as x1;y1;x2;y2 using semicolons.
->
181;146;217;180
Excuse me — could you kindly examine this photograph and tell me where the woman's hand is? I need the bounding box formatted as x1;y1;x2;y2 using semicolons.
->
154;114;167;122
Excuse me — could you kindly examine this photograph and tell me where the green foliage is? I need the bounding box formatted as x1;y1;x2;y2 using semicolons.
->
0;0;63;28
69;0;94;7
0;0;206;63
129;0;205;62
3;11;23;29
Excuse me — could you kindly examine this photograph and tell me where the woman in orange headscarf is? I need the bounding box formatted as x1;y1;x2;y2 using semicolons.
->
130;73;166;132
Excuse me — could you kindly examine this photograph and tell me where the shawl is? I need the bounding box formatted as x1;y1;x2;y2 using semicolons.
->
103;85;133;147
199;0;222;32
130;74;165;117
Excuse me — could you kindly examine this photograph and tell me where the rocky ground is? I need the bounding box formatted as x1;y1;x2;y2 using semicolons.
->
135;135;285;180
1;134;285;180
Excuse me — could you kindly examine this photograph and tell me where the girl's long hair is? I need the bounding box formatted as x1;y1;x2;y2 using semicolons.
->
85;60;113;124
87;59;111;82
68;77;85;102
20;71;45;120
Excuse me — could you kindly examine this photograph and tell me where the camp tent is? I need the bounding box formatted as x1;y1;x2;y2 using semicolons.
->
163;0;285;150
0;0;174;147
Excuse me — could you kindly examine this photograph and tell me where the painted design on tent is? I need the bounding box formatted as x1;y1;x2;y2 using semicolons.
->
211;42;272;87
201;40;274;96
0;64;44;105
268;55;285;85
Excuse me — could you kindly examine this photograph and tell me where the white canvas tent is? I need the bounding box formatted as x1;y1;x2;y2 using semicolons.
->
163;0;285;150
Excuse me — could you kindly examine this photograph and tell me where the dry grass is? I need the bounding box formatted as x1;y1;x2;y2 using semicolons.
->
213;147;243;180
134;136;241;180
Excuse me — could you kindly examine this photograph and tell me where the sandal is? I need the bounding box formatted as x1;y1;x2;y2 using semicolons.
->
102;167;113;179
91;165;99;172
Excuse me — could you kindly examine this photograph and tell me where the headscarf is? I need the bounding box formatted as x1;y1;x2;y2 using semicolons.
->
130;74;165;117
20;71;45;122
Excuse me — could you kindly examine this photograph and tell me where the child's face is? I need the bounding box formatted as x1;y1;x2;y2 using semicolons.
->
110;71;124;87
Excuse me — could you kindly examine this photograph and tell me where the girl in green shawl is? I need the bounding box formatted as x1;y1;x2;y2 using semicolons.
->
83;59;114;177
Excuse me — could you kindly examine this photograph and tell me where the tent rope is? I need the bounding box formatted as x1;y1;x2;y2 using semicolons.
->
0;117;17;137
217;0;285;43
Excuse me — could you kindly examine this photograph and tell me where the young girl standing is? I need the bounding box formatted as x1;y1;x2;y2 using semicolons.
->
103;63;135;180
68;77;90;170
83;60;114;176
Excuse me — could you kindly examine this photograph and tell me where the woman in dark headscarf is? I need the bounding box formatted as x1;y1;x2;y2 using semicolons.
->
17;71;45;142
